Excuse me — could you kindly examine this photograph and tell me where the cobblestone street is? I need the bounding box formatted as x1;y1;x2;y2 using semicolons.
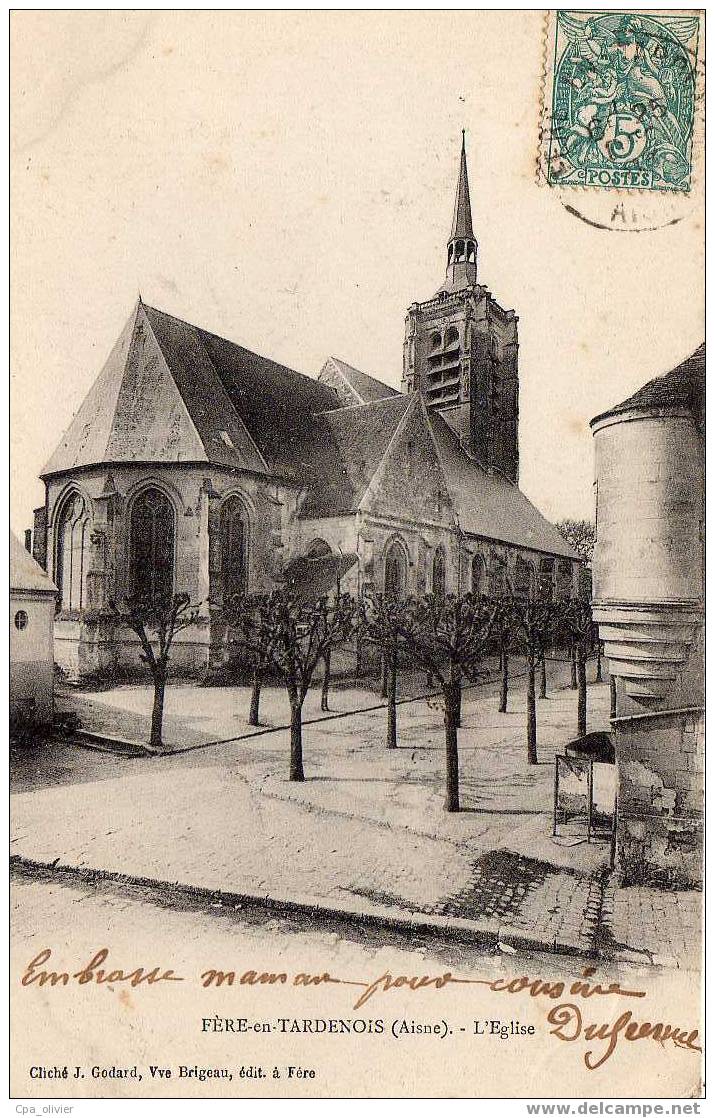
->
11;670;701;968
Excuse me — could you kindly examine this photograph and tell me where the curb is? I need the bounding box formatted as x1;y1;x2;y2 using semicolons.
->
10;854;598;961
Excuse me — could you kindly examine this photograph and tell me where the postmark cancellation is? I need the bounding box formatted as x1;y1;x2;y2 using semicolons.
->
540;10;702;194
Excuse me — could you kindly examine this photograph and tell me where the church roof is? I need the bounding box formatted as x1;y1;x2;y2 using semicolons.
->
42;302;340;480
319;356;400;405
426;409;579;559
590;343;705;428
450;131;474;241
300;395;412;518
301;391;579;559
41;299;575;563
10;531;57;594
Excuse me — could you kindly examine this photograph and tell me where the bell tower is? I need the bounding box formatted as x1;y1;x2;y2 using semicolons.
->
402;133;519;483
445;131;478;290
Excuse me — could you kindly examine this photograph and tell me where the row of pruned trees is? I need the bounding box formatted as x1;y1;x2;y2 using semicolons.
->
111;587;600;813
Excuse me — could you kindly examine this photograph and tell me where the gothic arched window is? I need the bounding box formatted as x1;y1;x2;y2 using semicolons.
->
221;496;249;601
445;325;459;348
432;547;446;597
467;241;476;263
514;555;533;599
471;553;485;595
55;491;90;611
384;540;407;598
488;554;506;596
129;487;175;603
557;560;573;598
454;240;465;262
539;557;555;600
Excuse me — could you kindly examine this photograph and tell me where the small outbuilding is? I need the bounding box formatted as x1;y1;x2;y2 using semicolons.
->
10;531;58;725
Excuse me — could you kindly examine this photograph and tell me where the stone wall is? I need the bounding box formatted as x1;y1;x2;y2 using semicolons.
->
614;703;703;888
42;462;301;681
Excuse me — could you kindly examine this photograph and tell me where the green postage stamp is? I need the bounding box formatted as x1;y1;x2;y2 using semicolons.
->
542;10;701;192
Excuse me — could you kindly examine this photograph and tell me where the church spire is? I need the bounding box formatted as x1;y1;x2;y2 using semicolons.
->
445;131;478;289
451;130;473;239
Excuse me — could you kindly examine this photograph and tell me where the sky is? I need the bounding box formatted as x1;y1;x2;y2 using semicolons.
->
10;11;704;536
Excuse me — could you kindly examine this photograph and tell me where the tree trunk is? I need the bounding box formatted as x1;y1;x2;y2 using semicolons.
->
289;699;305;782
150;673;166;750
452;665;462;728
595;642;603;683
443;681;461;812
354;636;363;681
320;650;331;712
499;644;509;713
610;675;617;719
570;643;578;689
577;642;588;739
526;649;537;765
539;651;547;700
386;651;397;749
380;652;389;699
249;667;262;726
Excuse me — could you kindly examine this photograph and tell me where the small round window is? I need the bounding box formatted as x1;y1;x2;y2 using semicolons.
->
14;610;28;631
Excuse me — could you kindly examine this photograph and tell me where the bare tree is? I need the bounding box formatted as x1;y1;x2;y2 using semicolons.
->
223;592;276;726
538;648;548;700
232;591;356;781
493;603;512;714
359;593;410;749
554;518;595;564
595;639;604;683
388;593;497;811
504;592;561;765
109;593;202;751
320;650;331;712
561;598;595;739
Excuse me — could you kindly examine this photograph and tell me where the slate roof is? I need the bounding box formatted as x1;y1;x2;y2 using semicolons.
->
41;300;575;562
145;306;339;476
42;302;340;480
300;395;412;518
591;343;705;427
10;532;57;594
451;132;474;241
302;392;578;559
321;356;400;404
426;409;579;559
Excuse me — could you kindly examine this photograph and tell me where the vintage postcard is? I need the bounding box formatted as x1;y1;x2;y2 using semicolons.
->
9;10;704;1104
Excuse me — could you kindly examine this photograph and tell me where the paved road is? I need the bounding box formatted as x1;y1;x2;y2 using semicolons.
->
11;868;701;1099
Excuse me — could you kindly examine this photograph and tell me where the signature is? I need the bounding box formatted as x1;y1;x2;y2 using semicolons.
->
21;951;701;1071
547;1002;702;1071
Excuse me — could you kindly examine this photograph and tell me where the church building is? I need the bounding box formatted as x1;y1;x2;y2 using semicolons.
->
32;137;579;681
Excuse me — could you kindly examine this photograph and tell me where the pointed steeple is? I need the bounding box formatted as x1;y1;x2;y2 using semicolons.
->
451;130;473;240
444;131;478;290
